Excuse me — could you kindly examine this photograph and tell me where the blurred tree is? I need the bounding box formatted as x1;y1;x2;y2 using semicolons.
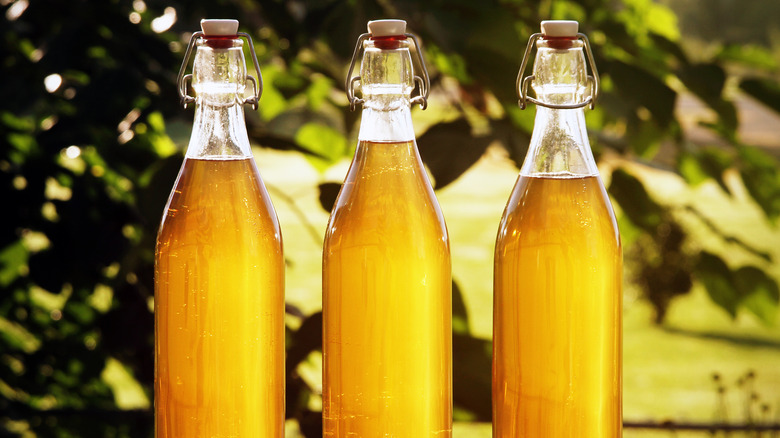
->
662;0;780;46
1;0;778;436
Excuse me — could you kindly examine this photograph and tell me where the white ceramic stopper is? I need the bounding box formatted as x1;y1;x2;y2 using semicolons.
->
367;19;407;37
541;20;578;37
200;19;239;36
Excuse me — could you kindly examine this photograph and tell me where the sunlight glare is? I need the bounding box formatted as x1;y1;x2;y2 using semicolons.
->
151;7;176;33
44;74;62;93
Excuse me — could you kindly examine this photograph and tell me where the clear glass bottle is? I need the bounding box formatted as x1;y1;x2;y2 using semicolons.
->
493;21;622;437
155;20;284;437
322;19;452;437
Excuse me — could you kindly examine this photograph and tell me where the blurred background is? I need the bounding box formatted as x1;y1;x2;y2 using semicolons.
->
1;0;779;436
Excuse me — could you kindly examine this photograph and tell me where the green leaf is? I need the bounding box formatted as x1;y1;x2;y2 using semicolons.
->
649;33;688;64
604;59;677;130
295;123;348;172
452;281;470;335
453;333;492;422
0;314;41;354
146;111;165;133
491;117;530;169
608;169;664;231
678;63;737;131
682;205;773;262
427;44;473;85
273;61;308;99
101;357;150;409
257;64;289;121
697;147;734;195
317;182;341;213
305;74;333;110
629;117;664;159
417;119;493;189
733;266;779;325
618;0;680;42
286;312;322;372
677;151;709;187
0;240;28;287
696;252;738;318
738;146;780;221
615;212;642;245
65;301;96;325
253;133;324;157
740;77;780;115
8;133;38;154
137;154;182;226
1;111;36;131
146;112;176;157
550;1;586;22
680;63;725;100
718;45;777;71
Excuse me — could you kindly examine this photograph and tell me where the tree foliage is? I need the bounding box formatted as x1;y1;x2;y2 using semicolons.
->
1;0;778;436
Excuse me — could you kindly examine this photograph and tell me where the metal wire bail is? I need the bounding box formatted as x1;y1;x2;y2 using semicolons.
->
516;32;600;110
176;31;264;110
345;33;370;112
238;32;264;111
176;31;201;108
345;32;431;111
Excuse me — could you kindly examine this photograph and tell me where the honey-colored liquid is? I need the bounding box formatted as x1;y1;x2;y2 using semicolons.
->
155;157;284;437
323;140;452;437
493;174;622;437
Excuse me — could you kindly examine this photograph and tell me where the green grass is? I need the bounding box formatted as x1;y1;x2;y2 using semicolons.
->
251;145;780;437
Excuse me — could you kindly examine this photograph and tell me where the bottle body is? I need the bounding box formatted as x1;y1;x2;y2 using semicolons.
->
493;172;621;436
155;26;284;437
323;139;452;437
493;26;622;437
155;157;284;437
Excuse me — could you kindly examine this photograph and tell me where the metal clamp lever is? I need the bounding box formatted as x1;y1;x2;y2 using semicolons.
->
176;31;264;110
516;32;600;110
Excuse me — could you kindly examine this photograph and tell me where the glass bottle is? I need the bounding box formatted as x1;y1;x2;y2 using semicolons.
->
322;19;452;437
155;19;284;437
493;21;622;436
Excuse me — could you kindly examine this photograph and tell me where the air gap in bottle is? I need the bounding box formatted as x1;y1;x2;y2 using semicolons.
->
493;20;622;437
155;19;284;437
322;19;453;437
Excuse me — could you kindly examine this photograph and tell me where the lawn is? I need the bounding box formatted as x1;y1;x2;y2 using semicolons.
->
256;143;780;437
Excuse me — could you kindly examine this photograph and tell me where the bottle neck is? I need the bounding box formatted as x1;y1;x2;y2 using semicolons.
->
187;102;251;158
521;37;598;177
357;37;416;143
521;106;597;176
186;37;252;158
358;101;414;142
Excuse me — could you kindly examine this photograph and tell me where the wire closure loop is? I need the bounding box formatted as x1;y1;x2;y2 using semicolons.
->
176;31;264;110
345;33;431;111
516;32;600;110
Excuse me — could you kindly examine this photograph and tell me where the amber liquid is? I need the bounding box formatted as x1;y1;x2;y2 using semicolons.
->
155;157;284;437
323;140;452;437
493;174;622;437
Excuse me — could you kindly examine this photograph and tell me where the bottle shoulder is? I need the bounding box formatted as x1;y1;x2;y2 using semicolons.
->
326;151;448;245
497;174;619;246
158;157;281;244
521;107;599;176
